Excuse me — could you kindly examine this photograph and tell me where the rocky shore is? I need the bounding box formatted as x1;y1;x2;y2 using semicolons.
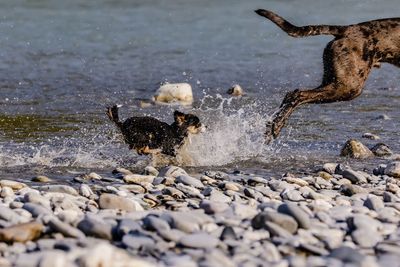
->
1;154;400;267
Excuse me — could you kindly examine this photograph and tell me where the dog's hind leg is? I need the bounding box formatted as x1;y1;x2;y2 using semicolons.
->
265;38;373;142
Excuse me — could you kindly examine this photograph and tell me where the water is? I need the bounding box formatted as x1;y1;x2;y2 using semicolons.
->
0;0;399;180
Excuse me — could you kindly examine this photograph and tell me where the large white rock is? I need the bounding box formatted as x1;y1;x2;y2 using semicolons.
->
153;83;193;105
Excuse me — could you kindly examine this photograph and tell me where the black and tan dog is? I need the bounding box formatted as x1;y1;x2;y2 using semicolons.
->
106;105;204;156
255;9;400;142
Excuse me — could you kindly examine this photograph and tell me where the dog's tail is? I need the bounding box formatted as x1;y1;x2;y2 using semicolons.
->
106;105;123;128
255;9;346;38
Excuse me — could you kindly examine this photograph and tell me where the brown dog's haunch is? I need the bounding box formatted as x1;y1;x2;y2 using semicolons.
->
256;9;400;142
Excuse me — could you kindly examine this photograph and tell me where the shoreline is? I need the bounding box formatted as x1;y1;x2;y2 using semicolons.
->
0;152;399;266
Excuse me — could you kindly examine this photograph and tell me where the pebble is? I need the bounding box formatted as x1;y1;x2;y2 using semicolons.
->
37;185;78;196
0;161;398;266
384;162;400;178
0;222;43;243
98;193;143;212
335;164;367;184
153;82;193;105
77;215;113;240
176;175;204;189
370;143;392;157
252;211;298;234
31;175;52;183
340;139;374;159
227;84;244;96
0;180;27;190
47;216;86;239
179;233;219;249
123;174;155;184
278;203;311;229
364;194;384;211
158;166;188;178
362;133;380;140
200;200;229;214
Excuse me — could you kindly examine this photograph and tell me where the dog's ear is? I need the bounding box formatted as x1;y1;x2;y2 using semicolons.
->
174;110;186;125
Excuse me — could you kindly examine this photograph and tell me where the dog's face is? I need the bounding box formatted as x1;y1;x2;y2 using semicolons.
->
174;111;205;134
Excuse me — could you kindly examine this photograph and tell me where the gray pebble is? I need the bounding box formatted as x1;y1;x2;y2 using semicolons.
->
200;200;229;214
176;175;204;189
179;232;219;249
364;194;384;211
278;203;310;229
77;215;113;240
252;211;298;234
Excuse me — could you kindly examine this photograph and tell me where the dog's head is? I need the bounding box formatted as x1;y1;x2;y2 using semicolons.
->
174;111;205;134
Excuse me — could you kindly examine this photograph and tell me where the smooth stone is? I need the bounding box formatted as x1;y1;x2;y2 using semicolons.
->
200;200;229;214
158;228;186;242
176;175;204;189
208;189;231;203
362;133;380;140
280;189;304;201
252;211;298;234
24;192;51;208
322;163;338;174
175;184;204;199
79;184;94;197
313;229;344;249
179;233;219;249
47;217;85;239
347;214;382;232
0;180;27;190
340;184;367;196
22;203;52;217
144;166;159;176
371;143;392;157
142;215;170;232
78;242;156;267
385;162;400;178
117;219;142;236
158;166;188;178
0;222;43;243
329;246;364;263
123;174;155;184
227;84;243;96
375;114;390;120
232;203;258;220
122;233;156;250
335;165;367;184
351;229;381;248
0;206;27;224
31;175;52;183
37;185;78;196
98;193;143;212
1;186;15;198
37;251;69;267
264;221;292;238
340;139;374;159
364;195;384;211
153;82;193;105
168;213;200;233
278;203;311;229
77;215;113;240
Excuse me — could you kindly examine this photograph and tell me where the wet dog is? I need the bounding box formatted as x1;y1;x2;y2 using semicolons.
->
255;9;400;142
106;105;204;156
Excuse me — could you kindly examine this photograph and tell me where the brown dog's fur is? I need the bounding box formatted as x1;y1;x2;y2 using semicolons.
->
255;9;400;142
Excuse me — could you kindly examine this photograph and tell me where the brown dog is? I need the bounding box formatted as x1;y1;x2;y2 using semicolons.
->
255;9;400;142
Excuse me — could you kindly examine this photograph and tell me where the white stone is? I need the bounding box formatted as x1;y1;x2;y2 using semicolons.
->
153;83;193;105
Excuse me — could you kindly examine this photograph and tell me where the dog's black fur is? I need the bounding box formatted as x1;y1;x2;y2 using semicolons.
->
106;105;203;156
256;9;400;142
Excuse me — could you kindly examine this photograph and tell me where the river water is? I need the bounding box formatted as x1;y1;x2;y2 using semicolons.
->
0;0;399;180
